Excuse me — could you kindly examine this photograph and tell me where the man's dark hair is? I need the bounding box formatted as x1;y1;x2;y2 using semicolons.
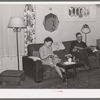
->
44;37;53;43
76;32;82;37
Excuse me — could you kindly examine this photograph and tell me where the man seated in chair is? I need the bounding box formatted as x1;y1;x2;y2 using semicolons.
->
70;32;91;70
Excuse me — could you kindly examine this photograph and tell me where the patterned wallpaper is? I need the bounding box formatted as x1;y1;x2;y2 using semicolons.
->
24;4;36;55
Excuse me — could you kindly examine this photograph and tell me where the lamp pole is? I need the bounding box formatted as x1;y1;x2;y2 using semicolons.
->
85;33;87;44
81;24;91;44
15;28;20;70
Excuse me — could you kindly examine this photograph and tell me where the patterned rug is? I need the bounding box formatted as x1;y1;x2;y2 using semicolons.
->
0;67;100;89
31;67;100;89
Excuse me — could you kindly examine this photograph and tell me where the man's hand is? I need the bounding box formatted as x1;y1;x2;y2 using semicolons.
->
72;46;84;52
72;48;78;52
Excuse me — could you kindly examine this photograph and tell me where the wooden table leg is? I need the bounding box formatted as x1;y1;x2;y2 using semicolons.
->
72;65;77;80
74;66;77;76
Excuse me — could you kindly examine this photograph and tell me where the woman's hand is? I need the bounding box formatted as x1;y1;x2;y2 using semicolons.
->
54;54;58;58
48;54;54;58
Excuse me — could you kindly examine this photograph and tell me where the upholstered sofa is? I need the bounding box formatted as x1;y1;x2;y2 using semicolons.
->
22;41;99;83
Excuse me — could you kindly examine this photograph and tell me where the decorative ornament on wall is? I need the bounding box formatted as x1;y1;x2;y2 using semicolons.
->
43;13;59;32
67;5;96;21
24;4;36;55
69;7;90;18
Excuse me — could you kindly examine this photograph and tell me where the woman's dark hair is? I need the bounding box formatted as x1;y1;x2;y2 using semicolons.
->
44;37;53;43
76;32;81;37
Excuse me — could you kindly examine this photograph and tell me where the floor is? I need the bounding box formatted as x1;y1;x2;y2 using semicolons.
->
0;67;100;89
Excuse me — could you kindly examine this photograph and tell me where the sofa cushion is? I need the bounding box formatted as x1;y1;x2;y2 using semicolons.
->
52;42;65;51
27;41;74;57
63;41;73;54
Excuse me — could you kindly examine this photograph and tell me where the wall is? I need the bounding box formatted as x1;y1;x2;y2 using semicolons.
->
36;4;100;46
0;4;100;72
0;4;25;72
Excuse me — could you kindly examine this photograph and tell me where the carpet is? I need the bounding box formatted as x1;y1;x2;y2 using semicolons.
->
0;67;100;89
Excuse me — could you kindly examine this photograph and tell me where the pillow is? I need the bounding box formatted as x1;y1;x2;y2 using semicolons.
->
32;51;40;57
52;42;65;51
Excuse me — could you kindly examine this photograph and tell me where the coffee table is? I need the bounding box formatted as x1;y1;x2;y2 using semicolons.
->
57;61;84;79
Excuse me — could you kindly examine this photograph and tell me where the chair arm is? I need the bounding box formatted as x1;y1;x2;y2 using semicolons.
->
22;56;43;82
90;51;99;68
88;50;99;68
22;56;36;77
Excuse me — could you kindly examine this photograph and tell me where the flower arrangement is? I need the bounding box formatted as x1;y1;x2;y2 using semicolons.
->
65;54;73;62
65;54;72;58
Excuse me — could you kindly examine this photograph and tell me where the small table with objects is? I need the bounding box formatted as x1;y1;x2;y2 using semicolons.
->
57;61;84;79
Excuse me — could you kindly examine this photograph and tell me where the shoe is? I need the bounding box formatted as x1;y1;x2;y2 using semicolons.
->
62;77;67;85
87;67;92;73
62;72;67;85
62;76;66;82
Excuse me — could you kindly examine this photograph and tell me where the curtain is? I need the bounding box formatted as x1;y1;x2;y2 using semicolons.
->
0;4;25;57
24;4;36;55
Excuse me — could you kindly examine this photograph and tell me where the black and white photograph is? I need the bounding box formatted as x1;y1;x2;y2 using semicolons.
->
0;1;100;92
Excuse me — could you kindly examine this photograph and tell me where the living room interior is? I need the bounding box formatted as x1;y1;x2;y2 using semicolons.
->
0;3;100;88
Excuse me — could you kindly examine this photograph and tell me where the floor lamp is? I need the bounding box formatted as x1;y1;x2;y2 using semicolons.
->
81;24;91;44
8;17;26;70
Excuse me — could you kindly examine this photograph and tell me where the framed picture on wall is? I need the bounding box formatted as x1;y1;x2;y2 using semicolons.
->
67;5;96;21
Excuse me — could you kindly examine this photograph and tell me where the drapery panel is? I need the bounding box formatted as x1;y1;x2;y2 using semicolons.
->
24;4;36;55
0;4;25;57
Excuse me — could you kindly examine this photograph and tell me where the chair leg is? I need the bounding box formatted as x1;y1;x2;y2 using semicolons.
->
96;51;99;68
2;82;6;86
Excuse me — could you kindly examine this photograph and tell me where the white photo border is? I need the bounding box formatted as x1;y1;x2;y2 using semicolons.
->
0;1;100;98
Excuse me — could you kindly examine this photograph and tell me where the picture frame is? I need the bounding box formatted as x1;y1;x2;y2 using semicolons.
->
68;5;96;18
67;5;96;21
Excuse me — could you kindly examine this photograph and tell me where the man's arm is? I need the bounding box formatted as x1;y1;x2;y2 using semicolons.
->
84;42;87;48
70;41;77;54
74;42;87;50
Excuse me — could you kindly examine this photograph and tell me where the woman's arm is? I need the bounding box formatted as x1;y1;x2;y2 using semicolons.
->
39;48;53;59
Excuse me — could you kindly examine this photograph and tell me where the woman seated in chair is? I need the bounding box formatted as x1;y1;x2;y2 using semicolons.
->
39;37;67;84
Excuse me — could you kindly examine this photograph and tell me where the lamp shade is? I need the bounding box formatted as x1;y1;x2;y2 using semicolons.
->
81;24;91;34
8;17;26;28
